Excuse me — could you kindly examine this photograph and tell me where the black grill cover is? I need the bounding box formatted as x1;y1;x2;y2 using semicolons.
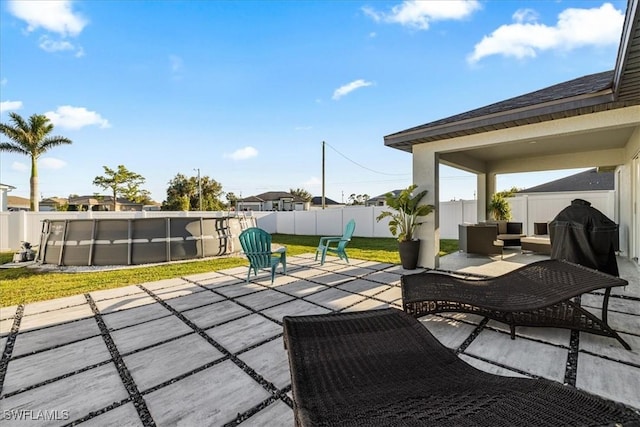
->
549;199;619;276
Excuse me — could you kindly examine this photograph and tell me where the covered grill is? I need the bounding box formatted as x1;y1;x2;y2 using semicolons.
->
549;199;619;276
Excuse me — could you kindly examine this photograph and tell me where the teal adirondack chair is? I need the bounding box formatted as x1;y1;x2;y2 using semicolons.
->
315;219;356;265
239;228;286;284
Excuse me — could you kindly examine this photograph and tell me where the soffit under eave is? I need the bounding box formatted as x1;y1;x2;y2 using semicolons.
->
384;97;633;153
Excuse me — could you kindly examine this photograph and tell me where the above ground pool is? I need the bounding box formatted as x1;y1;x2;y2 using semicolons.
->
38;216;255;266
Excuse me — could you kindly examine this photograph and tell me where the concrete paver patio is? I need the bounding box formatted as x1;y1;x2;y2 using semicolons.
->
1;250;639;426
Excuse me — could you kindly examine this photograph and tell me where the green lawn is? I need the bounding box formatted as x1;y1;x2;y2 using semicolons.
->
0;236;458;307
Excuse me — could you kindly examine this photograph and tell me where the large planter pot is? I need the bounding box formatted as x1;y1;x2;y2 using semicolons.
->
398;239;420;270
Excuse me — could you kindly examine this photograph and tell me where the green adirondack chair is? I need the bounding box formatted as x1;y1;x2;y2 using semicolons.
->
239;227;286;284
315;219;356;265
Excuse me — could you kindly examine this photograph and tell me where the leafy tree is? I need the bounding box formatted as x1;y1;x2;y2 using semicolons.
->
163;173;224;211
226;192;238;208
489;186;521;220
289;188;312;201
0;112;72;211
92;165;147;211
489;194;511;220
56;202;70;211
348;193;370;205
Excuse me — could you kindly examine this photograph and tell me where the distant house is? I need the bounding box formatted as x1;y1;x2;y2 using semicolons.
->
310;196;342;209
143;202;162;211
40;197;68;212
68;195;144;211
7;195;30;211
237;191;309;211
0;183;16;212
516;168;614;194
367;190;402;207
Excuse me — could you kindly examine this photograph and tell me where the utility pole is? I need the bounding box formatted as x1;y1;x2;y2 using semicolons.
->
194;168;202;211
322;141;326;209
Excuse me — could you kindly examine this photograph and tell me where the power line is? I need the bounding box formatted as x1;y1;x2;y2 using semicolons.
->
324;141;410;177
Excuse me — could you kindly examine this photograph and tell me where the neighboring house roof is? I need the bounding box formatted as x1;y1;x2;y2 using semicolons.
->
240;192;306;203
41;197;68;205
311;196;340;205
368;190;403;203
517;169;614;194
7;195;30;208
68;196;142;206
385;1;640;152
239;196;265;203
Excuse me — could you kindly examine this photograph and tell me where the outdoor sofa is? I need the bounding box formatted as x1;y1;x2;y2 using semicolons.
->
479;220;526;246
521;221;552;255
283;308;640;426
458;224;504;257
459;221;526;257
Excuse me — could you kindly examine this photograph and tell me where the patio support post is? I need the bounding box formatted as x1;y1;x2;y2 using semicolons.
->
476;173;495;222
413;146;439;269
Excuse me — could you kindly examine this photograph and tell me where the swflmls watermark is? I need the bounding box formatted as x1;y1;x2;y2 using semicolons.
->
2;410;70;421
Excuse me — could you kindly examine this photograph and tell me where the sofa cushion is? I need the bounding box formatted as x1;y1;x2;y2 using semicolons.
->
482;221;507;234
506;222;522;234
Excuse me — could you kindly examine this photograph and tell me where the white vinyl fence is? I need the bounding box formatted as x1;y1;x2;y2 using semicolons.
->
1;191;615;252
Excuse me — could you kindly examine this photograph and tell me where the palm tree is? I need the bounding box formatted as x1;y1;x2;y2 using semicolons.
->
0;112;72;211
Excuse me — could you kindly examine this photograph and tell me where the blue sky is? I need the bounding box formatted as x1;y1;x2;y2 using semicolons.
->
0;0;627;204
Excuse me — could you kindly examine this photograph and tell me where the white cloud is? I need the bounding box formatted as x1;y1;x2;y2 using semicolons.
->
512;8;539;24
40;157;67;170
468;3;624;64
0;100;23;113
332;79;373;100
169;55;184;80
8;0;87;37
45;106;111;130
12;161;28;172
39;36;84;57
302;177;321;188
224;146;258;160
363;0;480;30
39;35;73;51
169;55;183;72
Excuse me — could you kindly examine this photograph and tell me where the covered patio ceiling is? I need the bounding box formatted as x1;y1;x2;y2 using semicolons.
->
438;124;637;175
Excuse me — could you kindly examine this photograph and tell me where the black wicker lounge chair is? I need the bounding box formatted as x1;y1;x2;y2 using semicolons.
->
402;259;631;350
283;309;640;426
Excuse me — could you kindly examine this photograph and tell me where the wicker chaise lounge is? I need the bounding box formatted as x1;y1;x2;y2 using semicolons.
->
401;259;631;350
283;309;640;426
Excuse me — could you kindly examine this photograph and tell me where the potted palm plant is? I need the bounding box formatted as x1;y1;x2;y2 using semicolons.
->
376;184;435;269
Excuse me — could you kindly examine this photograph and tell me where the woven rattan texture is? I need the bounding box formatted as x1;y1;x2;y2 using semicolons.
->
283;309;640;427
401;259;630;348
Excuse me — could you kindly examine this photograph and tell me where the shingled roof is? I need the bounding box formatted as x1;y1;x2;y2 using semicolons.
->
239;191;307;202
517;168;614;194
311;196;340;205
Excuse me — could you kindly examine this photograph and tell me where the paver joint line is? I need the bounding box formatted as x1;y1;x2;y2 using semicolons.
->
455;316;488;355
85;293;156;427
138;284;292;424
0;304;23;393
564;329;580;386
2;254;637;423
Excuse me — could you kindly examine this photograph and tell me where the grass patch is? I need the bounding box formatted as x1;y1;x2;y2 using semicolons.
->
0;236;458;307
